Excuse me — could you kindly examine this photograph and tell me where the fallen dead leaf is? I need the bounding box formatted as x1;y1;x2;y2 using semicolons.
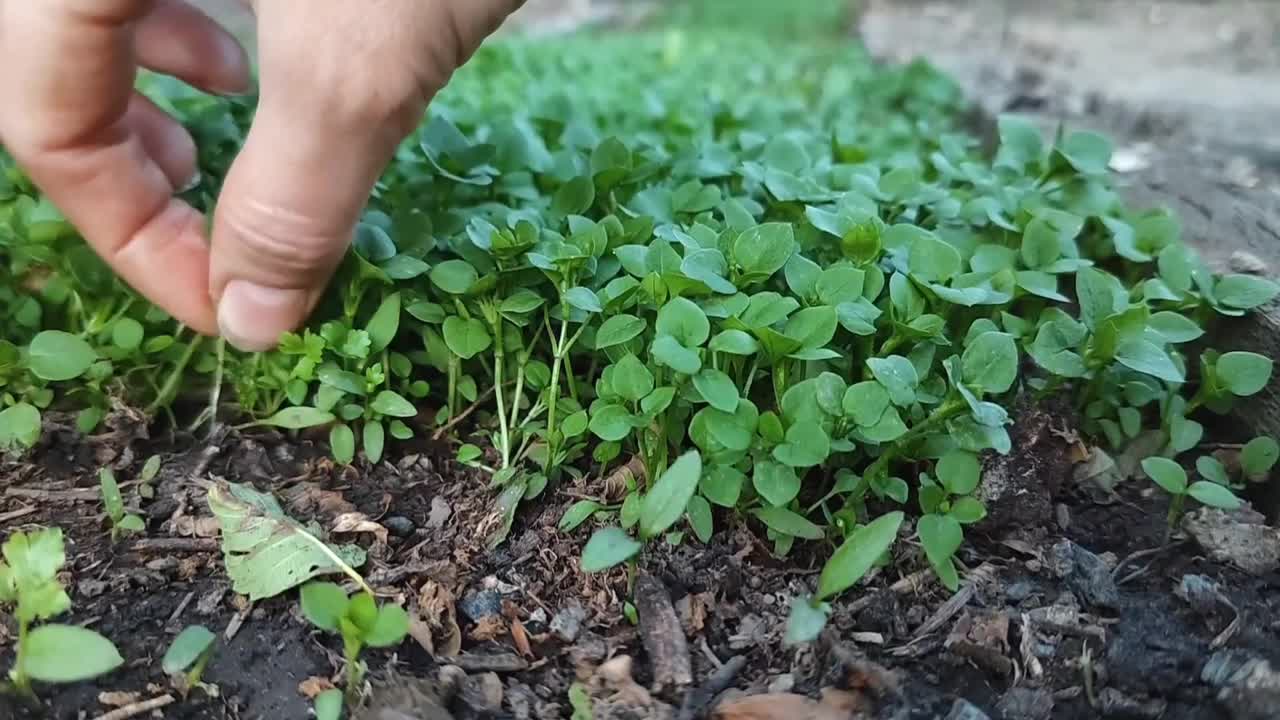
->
602;455;645;502
470;615;508;642
408;617;436;655
416;580;462;656
298;676;336;699
284;482;356;517
331;512;389;544
172;515;221;538
511;618;533;658
712;692;849;720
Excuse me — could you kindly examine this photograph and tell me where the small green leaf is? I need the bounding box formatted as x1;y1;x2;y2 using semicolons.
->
784;595;831;645
28;330;97;381
565;286;604;314
366;292;401;354
817;512;903;600
429;259;479;294
639;451;702;540
1115;339;1184;383
1217;352;1272;396
363;420;385;464
0;403;42;450
1241;436;1279;477
1188;481;1241;510
612;354;655;402
693;368;739;412
1215;274;1280;310
99;468;125;524
560;500;601;532
370;391;416;418
364;604;410;647
700;465;745;507
596;314;647;348
23;624;123;683
1196;456;1231;486
949;497;987;524
866;356;918;406
581;527;641;572
254;407;336;430
111;318;144;351
917;513;963;578
301;582;349;632
961;332;1018;394
651;335;701;374
686;494;713;543
314;689;344;720
753;506;824;540
1142;457;1188;495
754;460;801;507
656;297;711;347
330;423;356;464
937;451;981;496
1147;312;1204;344
589;404;635;442
162;625;216;675
442;316;492;359
709;329;759;355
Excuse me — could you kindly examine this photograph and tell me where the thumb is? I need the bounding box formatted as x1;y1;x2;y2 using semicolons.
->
208;78;414;352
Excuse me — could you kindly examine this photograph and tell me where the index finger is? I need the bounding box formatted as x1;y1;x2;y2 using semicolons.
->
0;0;217;333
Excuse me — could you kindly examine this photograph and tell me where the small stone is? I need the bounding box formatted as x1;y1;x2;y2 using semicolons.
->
459;590;502;623
1096;688;1166;719
384;516;415;538
1005;581;1035;603
1183;508;1280;576
1202;651;1280;720
1229;250;1270;276
427;496;452;529
945;698;991;720
994;687;1053;720
459;672;503;717
766;674;795;694
549;601;587;643
1049;540;1120;610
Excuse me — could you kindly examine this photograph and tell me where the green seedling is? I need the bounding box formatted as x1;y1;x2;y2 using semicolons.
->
99;468;145;540
162;625;217;695
0;528;124;698
580;450;702;573
1142;457;1241;530
300;583;409;705
314;688;345;720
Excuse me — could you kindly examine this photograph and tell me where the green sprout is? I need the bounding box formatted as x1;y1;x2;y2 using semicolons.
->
299;583;409;706
99;468;145;541
1142;457;1241;530
161;625;217;695
0;528;124;699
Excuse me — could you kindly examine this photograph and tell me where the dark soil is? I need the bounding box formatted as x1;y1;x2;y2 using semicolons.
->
2;396;1279;720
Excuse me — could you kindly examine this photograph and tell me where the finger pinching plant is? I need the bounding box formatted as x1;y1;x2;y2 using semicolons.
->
0;527;123;699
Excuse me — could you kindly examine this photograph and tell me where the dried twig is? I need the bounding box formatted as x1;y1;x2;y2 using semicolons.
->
0;506;38;523
635;572;693;692
126;538;219;553
676;655;748;720
912;563;997;639
92;694;174;720
431;385;501;441
439;653;529;673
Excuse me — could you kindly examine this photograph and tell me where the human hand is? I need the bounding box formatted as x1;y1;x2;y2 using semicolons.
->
0;0;519;351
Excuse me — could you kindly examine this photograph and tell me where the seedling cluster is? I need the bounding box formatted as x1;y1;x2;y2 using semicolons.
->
2;0;1279;702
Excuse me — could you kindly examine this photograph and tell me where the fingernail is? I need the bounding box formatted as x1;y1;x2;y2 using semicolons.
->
217;280;309;352
178;169;202;194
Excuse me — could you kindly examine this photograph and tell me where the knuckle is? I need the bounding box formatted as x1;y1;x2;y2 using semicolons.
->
217;199;346;279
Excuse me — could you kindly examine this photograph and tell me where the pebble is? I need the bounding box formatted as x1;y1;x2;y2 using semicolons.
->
549;602;587;643
459;590;502;622
459;672;504;717
1005;581;1036;603
1049;540;1120;610
384;516;415;538
994;687;1054;720
427;496;453;528
1202;651;1280;720
945;698;991;720
1096;688;1166;719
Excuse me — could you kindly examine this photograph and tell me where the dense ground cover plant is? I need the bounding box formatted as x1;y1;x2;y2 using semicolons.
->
2;3;1278;652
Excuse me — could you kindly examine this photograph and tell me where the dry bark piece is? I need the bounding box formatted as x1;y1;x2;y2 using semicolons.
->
635;573;693;693
1183;508;1280;575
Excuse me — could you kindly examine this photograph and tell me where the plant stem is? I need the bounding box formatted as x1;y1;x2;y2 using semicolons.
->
146;330;201;415
12;618;31;698
742;355;761;397
491;326;512;468
546;315;571;459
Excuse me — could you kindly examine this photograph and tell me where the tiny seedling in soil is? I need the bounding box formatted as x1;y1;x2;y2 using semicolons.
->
0;527;123;699
1142;456;1241;530
162;624;218;696
300;582;410;706
99;467;145;540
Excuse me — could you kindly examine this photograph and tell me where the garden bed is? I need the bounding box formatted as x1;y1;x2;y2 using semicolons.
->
4;3;1280;720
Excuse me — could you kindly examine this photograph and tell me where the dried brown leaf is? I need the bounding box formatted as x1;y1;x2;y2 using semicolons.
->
331;512;388;544
297;676;335;699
